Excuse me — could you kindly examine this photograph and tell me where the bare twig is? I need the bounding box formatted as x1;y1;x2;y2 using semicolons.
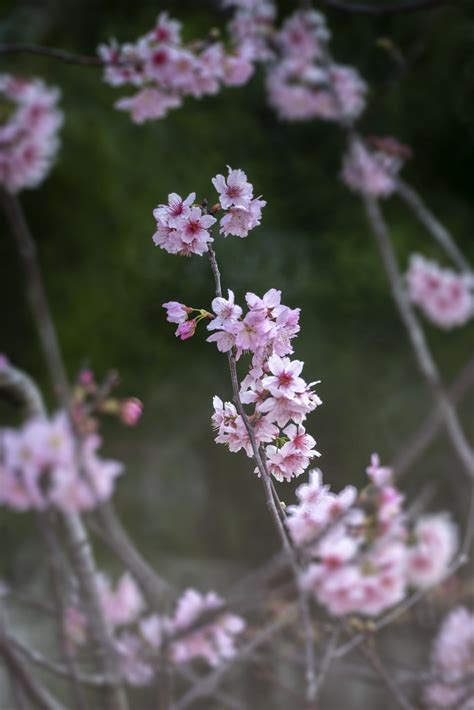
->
319;0;449;15
396;179;472;273
0;43;103;66
5;631;111;688
392;355;474;477
363;195;474;481
207;244;318;703
0;363;129;710
0;632;66;710
92;502;174;609
358;636;416;710
172;612;295;710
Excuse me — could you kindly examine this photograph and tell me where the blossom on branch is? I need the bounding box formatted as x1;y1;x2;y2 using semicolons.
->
0;74;63;193
406;254;474;329
286;460;458;618
424;606;474;708
0;412;123;512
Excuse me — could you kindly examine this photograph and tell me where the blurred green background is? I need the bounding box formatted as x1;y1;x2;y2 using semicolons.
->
1;0;473;595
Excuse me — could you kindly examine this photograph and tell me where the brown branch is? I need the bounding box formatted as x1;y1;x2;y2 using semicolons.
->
1;190;70;405
396;179;472;273
0;363;129;710
0;633;66;710
172;612;295;710
0;43;103;66
207;244;318;703
2;190;171;619
358;637;416;710
319;0;450;15
392;355;474;477
363;195;474;481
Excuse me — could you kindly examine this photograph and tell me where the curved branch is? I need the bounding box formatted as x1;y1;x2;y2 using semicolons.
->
0;43;103;66
320;0;450;16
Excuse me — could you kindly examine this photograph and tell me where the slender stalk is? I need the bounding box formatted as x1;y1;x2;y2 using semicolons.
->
319;0;449;14
172;612;295;710
2;189;170;613
363;195;474;481
0;363;129;710
358;637;416;710
392;355;474;477
37;514;88;710
396;179;472;273
0;629;66;710
0;43;103;66
207;244;318;703
1;190;70;405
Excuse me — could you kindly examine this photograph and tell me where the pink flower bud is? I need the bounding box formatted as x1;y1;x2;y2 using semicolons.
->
176;319;197;340
120;398;143;426
78;369;94;386
0;353;9;369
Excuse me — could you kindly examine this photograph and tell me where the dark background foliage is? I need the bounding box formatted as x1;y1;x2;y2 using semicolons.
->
1;0;473;588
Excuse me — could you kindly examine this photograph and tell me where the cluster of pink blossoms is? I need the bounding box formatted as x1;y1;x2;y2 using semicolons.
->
152;166;265;256
224;0;276;62
66;573;245;684
423;606;474;708
209;288;322;481
98;12;254;124
163;287;322;482
341;137;409;198
0;74;63;193
0;412;123;513
263;10;367;123
286;458;458;617
406;255;474;330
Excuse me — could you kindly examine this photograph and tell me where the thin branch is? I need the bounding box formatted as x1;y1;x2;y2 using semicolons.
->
396;179;472;273
0;363;129;710
333;551;469;660
3;187;170;618
207;244;318;703
363;195;474;481
358;636;416;710
392;355;474;477
0;43;103;66
171;612;295;710
92;502;174;609
37;514;88;710
0;634;66;710
319;0;449;15
5;631;111;688
1;190;70;405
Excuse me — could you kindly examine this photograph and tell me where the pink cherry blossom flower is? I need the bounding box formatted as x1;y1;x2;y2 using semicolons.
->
115;88;182;124
406;514;458;589
212;166;254;209
424;607;474;708
366;453;392;487
97;572;144;629
176;319;197;340
406;255;473;329
154;193;196;228
0;74;63;193
120;398;143;426
342;138;404;198
219;197;266;237
163;301;190;324
262;355;307;397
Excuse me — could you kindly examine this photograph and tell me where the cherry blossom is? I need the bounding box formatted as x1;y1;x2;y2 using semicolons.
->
424;606;474;708
406;255;474;329
0;412;123;513
0;74;63;193
342;138;406;198
287;459;458;617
